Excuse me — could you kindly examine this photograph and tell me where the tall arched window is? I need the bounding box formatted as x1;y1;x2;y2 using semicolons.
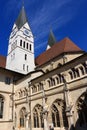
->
76;93;87;128
33;104;43;128
19;107;26;127
52;104;60;127
0;95;4;118
51;99;68;128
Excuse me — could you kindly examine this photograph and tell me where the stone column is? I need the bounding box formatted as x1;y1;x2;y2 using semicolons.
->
63;74;74;130
42;81;49;130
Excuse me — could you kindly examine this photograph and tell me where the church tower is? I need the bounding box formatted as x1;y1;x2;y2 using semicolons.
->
6;6;35;74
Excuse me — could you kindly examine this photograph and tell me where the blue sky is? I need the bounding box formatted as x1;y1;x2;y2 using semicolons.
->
0;0;87;57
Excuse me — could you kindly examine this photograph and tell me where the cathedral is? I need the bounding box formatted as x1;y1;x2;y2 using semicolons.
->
0;5;87;130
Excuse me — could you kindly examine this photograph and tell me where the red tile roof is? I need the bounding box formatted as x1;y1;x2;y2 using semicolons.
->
35;37;83;66
0;55;6;68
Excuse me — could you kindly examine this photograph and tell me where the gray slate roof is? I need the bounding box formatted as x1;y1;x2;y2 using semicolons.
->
15;6;28;29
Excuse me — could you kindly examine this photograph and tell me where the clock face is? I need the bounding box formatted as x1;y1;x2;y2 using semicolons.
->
23;29;30;36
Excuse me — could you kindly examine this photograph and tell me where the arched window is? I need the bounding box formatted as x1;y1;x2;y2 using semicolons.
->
51;99;68;128
76;93;87;128
33;109;39;128
38;83;43;91
51;78;55;86
32;86;37;93
72;68;76;78
46;69;50;73
58;63;62;67
55;76;59;84
52;104;60;127
19;107;26;127
47;80;51;87
33;104;43;128
0;95;4;118
75;68;80;78
79;66;85;75
58;74;63;83
69;71;74;79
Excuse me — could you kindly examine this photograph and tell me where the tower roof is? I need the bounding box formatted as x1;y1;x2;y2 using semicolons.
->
15;6;28;29
47;30;56;47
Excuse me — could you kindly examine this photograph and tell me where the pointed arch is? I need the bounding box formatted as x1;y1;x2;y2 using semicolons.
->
76;92;87;128
33;104;43;128
19;107;26;127
51;99;68;128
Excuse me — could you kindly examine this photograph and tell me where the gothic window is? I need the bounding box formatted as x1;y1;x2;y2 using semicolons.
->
49;78;56;87
0;95;4;118
46;69;50;73
52;104;60;127
47;80;51;87
52;78;56;86
58;74;63;83
33;104;43;128
69;71;73;79
58;63;62;67
79;66;85;75
75;68;80;78
55;77;59;84
72;68;76;78
33;110;39;128
38;83;43;91
32;86;37;93
51;99;68;128
19;107;26;127
20;40;22;47
77;93;87;127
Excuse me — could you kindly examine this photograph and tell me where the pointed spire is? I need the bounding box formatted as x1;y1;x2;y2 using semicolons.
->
15;6;28;29
48;29;56;47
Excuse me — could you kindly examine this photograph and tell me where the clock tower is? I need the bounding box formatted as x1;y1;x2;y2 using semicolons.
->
6;6;35;74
